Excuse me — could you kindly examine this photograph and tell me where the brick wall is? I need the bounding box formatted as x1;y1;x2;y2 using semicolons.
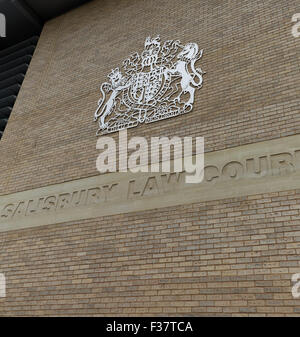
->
0;0;299;194
0;0;300;316
0;190;300;316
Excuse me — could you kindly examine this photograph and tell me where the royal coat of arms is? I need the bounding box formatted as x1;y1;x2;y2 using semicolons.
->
94;35;205;135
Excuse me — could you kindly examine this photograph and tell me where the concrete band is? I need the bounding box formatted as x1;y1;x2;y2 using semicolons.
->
0;134;300;233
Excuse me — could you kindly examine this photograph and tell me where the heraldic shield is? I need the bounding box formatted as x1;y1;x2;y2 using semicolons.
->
94;35;205;135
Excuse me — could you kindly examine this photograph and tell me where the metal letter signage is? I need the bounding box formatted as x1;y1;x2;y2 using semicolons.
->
94;35;205;135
